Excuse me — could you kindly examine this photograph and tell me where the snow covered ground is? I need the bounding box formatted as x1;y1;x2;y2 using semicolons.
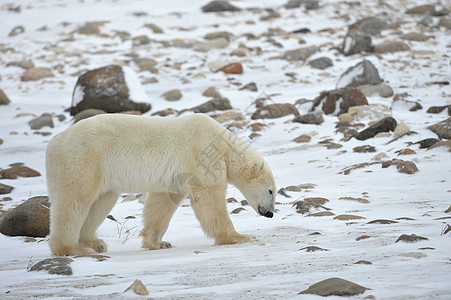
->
1;0;450;298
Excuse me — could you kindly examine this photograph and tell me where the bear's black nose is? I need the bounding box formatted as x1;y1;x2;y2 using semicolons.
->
265;211;273;218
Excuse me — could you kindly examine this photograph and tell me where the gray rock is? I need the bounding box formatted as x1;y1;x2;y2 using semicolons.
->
6;60;34;69
299;277;369;296
428;117;451;139
161;89;182;101
8;25;25;37
395;234;428;243
144;23;164;33
193;38;229;52
0;183;14;194
299;246;329;252
293;112;324;124
70;65;151;116
355;117;397;140
20;67;54;81
191;97;232;113
312;88;368;116
28;113;54;130
133;57;157;71
0;89;11;105
73;109;107;123
358;83;393;98
349;17;389;36
75;22;104;35
252;103;300;119
29;258;73;275
0;196;50;238
132;35;151;46
342;31;372;56
283;45;319;61
309;57;333;70
239;82;258;92
202;1;241;13
336;60;381;89
285;0;303;9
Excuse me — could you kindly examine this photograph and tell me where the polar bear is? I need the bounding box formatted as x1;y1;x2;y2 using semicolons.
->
46;113;276;256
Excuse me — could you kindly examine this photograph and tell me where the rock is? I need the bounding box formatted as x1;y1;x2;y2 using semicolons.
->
354;260;372;265
412;138;440;149
406;5;435;15
0;183;14;194
132;35;151;46
205;31;232;41
338;196;370;203
0;196;50;237
0;166;41;179
346;104;392;122
213;111;245;123
28;113;54;130
334;214;365;220
439;19;451;30
283;45;319;61
391;96;423;112
133;57;157;71
428;118;451;139
219;63;243;74
251;103;299;119
208;60;228;72
193;38;229;52
312;88;368;116
397;148;416;155
395;234;428;243
381;159;419;174
368;219;398;224
401;32;429;42
73;109;107;123
190;97;232;113
202;87;222;99
75;22;103;35
372;41;410;53
353;145;376;153
358;83;393;98
355;117;397;140
7;60;34;69
428;140;451;152
308;211;335;217
394;123;410;138
231;207;246;214
295;197;330;214
356;235;371;241
0;89;11;105
202;1;241;13
124;279;149;295
309;57;333;70
29;258;73;276
293;112;324;124
304;0;319;10
399;252;427;259
293;134;311;143
239;82;257;92
8;25;25;37
300;246;329;252
20;67;54;81
144;23;163;33
161;89;182;101
349;17;389;36
249;123;267;131
427;105;451;115
299;277;369;296
70;65;151;116
336;60;381;89
342;31;372;56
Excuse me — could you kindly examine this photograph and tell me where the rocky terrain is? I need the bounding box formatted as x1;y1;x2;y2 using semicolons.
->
0;0;450;298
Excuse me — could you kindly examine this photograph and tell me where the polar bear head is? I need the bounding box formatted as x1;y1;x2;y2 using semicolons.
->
238;160;276;218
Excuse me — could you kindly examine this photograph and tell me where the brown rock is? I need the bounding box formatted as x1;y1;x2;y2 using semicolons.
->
353;145;376;153
334;214;365;220
202;87;222;99
190;97;232;113
397;148;416;155
372;41;410;53
29;257;73;275
382;159;418;174
428;140;451;152
73;109;107;123
20;67;54;81
293;134;311;143
219;63;243;74
406;4;435;15
231;207;246;214
299;277;369;296
305;197;329;205
308;211;335;217
161;89;182;101
249;123;267;132
338;197;369;204
439;19;451;30
0;196;50;237
354;260;372;265
427;118;451;139
427;105;451;115
367;219;398;224
395;234;428;243
0;166;41;179
356;235;371;241
251;103;299;119
401;32;429;42
124;279;149;296
0;183;14;194
0;89;11;105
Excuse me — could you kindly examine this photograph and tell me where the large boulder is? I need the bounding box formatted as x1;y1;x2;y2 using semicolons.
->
201;1;241;13
0;196;50;238
311;88;368;116
336;60;381;89
70;65;151;116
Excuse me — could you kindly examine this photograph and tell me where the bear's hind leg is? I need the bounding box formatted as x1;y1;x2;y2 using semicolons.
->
79;191;119;253
190;186;255;246
141;192;185;250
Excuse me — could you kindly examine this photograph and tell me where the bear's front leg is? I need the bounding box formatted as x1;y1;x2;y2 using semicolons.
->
141;192;185;250
190;186;256;246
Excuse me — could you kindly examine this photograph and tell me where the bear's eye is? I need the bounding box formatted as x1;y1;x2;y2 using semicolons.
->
269;189;273;195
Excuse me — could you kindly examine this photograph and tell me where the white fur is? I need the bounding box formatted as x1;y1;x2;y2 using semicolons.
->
46;113;276;256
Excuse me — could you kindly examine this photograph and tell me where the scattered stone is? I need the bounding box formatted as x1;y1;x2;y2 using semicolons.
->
190;97;232;113
372;41;410;53
0;196;50;237
29;258;73;276
20;67;54;81
285;185;302;192
194;38;229;52
124;279;149;296
312;88;368;116
239;82;257;92
299;277;369;296
397;148;416;155
353;145;376;153
355;117;397;140
151;108;176;117
70;65;151;116
205;31;232;41
427;105;451;115
133;57;157;71
278;188;291;198
428;140;451;152
0;166;41;179
73;108;107;123
248;122;267;131
283;45;319;61
7;60;35;69
300;246;329;252
293;134;311;143
231;207;245;214
399;252;427;259
382;159;418;174
356;235;371;241
132;35;151;46
427;118;451;139
349;17;389;36
342;31;372;56
406;4;435;15
251;103;299;119
354;260;372;265
395;234;428;243
394;122;410;138
339;196;370;203
8;25;25;37
202;1;241;13
309;57;333;70
401;32;429;42
161;89;182;101
202;87;222;99
334;214;365;220
336;60;381;89
219;63;243;74
368;219;398;224
293;112;324;124
439;19;451;30
308;211;335;217
28;113;54;130
75;22;104;35
144;23;163;33
0;183;14;194
213;111;245;123
345;104;392;122
0;89;11;105
358;83;393;98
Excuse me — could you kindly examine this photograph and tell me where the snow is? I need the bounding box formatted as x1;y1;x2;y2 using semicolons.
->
122;66;150;102
71;85;85;107
336;62;364;89
1;0;451;299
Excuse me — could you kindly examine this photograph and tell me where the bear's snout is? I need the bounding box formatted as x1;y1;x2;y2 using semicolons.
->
258;206;274;218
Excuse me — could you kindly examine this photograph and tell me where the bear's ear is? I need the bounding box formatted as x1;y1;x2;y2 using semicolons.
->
254;160;264;172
